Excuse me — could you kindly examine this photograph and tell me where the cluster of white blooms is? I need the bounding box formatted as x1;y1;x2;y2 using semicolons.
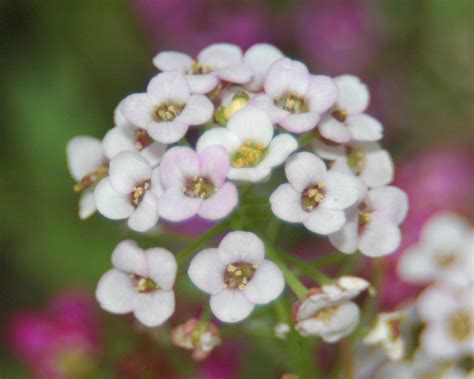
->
66;43;407;346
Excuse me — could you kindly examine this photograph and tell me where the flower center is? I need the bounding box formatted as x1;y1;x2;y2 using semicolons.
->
191;60;213;74
275;93;308;114
232;141;267;168
313;305;339;324
224;262;257;290
301;184;325;211
347;148;366;175
434;250;457;268
131;180;150;207
154;102;184;122
447;310;471;341
183;177;216;199
130;274;158;293
331;108;347;122
358;211;372;226
135;129;154;150
73;166;108;192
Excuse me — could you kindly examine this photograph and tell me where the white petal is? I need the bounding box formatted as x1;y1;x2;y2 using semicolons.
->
176;94;214;125
270;184;308;223
121;93;154;129
198;182;238;220
335;75;369;114
285;152;327;192
152;51;193;73
359;215;401;257
421;212;470;252
416;286;458;322
323;171;360;210
365;186;408;224
328;211;359;254
109;151;152;194
198;146;230;187
114;98;134;128
215;64;253;84
210;289;255;323
243;260;284;304
186;74;219;94
280;112;320;133
421;323;460;360
188;248;226;295
127;192;159;232
296;292;333;320
320;302;360;342
243;43;284;91
303;207;346;235
134;290;175;327
198;43;242;70
140;142;167;167
259;134;298;170
227;107;273;147
158;188;202;222
397;247;436;284
66;136;105;181
347;114;383;141
218;231;265;265
360;146;394;187
94;178;134;220
111;240;147;276
150;166;164;198
78;189;97;220
227;167;272;183
306;75;338;113
147;72;190;104
249;94;289;123
145;248;177;291
102;126;137;160
318;115;352;143
159;146;199;188
96;269;136;314
312;139;346;161
373;363;415;379
148;120;188;144
196;128;241;155
264;58;310;98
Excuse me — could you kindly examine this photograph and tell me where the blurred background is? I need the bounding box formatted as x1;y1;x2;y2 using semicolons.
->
1;0;472;377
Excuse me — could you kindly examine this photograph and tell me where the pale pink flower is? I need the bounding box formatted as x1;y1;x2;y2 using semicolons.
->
243;43;284;92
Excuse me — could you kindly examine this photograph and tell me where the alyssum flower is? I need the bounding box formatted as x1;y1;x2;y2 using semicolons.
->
270;152;360;235
188;231;285;323
158;146;238;222
96;240;177;327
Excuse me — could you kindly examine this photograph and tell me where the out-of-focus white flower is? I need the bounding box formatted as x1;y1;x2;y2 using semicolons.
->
243;43;284;92
319;75;383;143
188;231;284;323
274;322;291;339
94;152;162;232
270;152;360;235
153;43;253;94
121;72;213;144
329;186;408;257
197;107;297;183
96;240;176;327
251;58;338;133
398;212;473;288
66;136;108;220
364;311;405;360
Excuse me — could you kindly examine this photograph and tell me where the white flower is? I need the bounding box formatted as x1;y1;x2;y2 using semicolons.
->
416;285;474;360
95;240;177;327
270;152;360;235
243;43;284;92
313;139;393;188
188;231;285;323
319;75;383;143
329;186;408;257
66;136;108;220
153;43;253;94
94;151;162;232
398;212;473;288
197;107;297;182
121;72;214;144
274;322;291;339
102;99;167;167
364;311;405;360
251;58;338;133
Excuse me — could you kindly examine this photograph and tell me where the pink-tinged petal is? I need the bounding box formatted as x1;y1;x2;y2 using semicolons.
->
210;289;255;323
198;182;238;220
175;94;213;126
78;189;96;220
140;142;167;168
329;211;359;254
249;94;289;123
259;134;298;170
347;114;383;141
102;126;136;160
66;136;106;181
227;167;271;183
159;146;199;188
198;43;242;69
323;171;359;210
145;248;177;291
147;72;190;104
318;116;352;143
109;151;152;194
196;128;241;155
244;43;284;91
285;152;327;192
335;75;369;114
158;188;202;222
270;184;308;223
188;248;226;295
360;146;394;187
111;240;147;277
303;207;346;235
312;139;346;161
127;192;159;232
365;186;408;224
121;93;154;129
150;166;163;198
95;269;136;314
186;74;219;94
306;75;338;113
218;231;265;265
148;120;188;144
264;58;310;98
243;260;284;304
227;107;273;147
397;247;436;284
280;111;320;133
198;146;230;187
359;216;401;257
133;290;175;327
215;64;253;84
94;178;134;219
152;51;193;73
